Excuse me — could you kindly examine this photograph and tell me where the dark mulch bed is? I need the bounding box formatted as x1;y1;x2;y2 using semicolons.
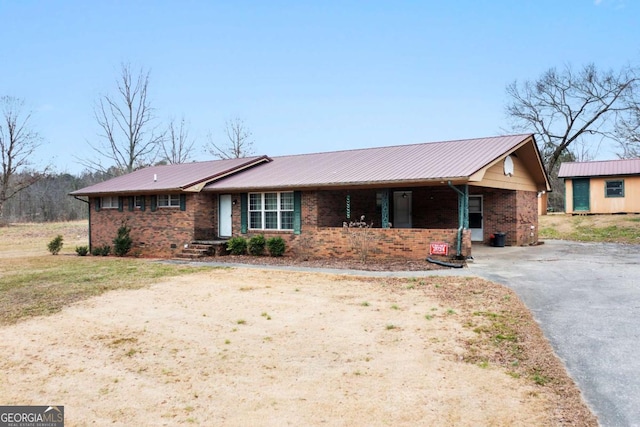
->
195;254;466;271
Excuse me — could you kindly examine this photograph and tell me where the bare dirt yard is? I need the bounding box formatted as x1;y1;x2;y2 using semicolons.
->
1;275;595;426
0;222;597;426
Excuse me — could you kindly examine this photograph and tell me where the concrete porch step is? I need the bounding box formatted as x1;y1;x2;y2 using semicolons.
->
176;240;229;259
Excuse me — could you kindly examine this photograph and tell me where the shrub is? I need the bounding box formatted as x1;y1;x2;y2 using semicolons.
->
75;245;89;256
226;237;247;255
248;234;266;256
113;223;133;257
266;237;286;257
344;215;377;263
47;235;64;255
92;245;111;256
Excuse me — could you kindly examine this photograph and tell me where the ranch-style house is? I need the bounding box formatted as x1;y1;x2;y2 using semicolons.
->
70;134;551;260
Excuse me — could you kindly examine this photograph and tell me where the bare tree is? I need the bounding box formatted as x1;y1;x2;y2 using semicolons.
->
207;117;255;159
616;101;640;158
0;96;49;220
159;115;196;164
83;63;164;175
505;63;639;173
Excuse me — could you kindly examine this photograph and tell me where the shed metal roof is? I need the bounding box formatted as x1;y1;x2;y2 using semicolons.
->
205;134;541;191
70;156;270;196
558;159;640;178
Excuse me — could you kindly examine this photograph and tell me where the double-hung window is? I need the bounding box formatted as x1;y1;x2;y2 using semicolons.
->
605;180;624;198
102;196;119;209
249;192;294;230
158;194;181;208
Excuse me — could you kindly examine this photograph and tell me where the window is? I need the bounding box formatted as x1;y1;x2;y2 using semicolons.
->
158;194;181;208
605;180;624;198
135;196;145;209
249;192;294;230
101;196;119;209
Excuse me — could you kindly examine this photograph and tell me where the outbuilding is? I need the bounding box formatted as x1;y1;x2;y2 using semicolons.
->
559;159;640;214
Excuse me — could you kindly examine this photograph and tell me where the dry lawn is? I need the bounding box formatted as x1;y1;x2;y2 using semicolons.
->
0;222;597;426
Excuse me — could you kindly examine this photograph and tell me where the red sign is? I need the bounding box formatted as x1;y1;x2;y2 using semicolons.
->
429;242;449;256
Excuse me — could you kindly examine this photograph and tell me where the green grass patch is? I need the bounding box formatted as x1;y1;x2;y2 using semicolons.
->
570;224;640;242
539;214;640;244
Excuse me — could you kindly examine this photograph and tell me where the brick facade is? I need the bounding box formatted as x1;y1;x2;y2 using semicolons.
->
89;193;215;257
477;188;538;246
234;189;472;260
87;186;536;259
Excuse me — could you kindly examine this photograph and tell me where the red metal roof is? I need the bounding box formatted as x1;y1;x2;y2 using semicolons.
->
205;134;537;190
558;159;640;178
70;156;270;196
71;134;545;196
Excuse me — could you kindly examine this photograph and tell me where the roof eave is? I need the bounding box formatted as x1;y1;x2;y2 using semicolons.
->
204;177;471;192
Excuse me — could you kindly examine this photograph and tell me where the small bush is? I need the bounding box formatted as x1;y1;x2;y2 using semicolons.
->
248;234;266;256
47;235;64;255
266;237;286;257
92;245;111;256
75;245;89;256
113;223;133;257
226;237;247;255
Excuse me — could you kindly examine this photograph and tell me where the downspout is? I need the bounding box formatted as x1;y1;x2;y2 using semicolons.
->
447;181;467;258
74;196;91;252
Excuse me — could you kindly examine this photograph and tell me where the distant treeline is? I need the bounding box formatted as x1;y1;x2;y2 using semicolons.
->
2;170;111;223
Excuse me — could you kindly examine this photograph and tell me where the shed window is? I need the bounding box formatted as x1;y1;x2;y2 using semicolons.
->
605;180;624;198
101;196;119;209
158;194;181;207
249;192;294;230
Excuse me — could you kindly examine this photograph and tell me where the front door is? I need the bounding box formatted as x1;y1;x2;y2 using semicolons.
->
219;194;232;237
469;195;483;242
573;178;590;212
393;191;412;228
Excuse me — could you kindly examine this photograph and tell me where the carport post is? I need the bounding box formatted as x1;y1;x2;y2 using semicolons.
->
380;189;390;228
447;182;468;257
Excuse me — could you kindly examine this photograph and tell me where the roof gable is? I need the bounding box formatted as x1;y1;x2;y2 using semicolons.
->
70;156;270;196
558;159;640;178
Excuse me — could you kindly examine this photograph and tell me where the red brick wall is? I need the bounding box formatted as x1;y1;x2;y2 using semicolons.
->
516;190;539;245
193;193;217;240
241;227;471;260
479;188;538;246
317;189;379;227
412;187;459;228
89;194;200;257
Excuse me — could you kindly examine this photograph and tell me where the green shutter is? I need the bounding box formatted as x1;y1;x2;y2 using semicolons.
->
240;193;248;234
180;194;186;211
94;197;101;212
151;195;158;212
128;196;134;211
293;191;302;235
140;196;146;211
118;197;124;212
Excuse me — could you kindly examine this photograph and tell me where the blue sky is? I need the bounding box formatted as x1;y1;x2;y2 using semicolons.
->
1;0;638;174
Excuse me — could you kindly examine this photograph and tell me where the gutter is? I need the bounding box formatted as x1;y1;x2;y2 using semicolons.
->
74;196;91;252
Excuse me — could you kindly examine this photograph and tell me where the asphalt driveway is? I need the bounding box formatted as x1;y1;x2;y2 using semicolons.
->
467;240;640;427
